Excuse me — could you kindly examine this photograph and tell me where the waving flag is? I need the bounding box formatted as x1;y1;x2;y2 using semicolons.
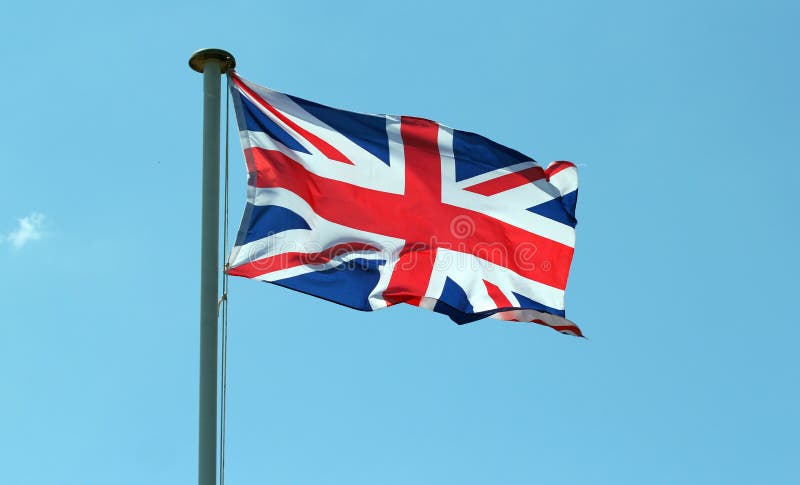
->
227;72;582;336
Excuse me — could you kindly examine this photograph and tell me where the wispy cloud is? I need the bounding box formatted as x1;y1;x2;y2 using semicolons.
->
6;212;46;249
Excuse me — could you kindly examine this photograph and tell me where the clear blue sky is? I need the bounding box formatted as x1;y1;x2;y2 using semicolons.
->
1;1;798;483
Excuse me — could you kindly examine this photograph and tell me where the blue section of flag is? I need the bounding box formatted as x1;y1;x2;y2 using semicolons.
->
433;277;489;324
452;129;533;181
236;92;310;154
512;292;566;317
527;190;578;227
273;258;385;311
436;277;474;313
236;205;311;246
561;190;578;221
288;94;391;166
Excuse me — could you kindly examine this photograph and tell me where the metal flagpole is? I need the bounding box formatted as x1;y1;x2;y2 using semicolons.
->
188;48;235;485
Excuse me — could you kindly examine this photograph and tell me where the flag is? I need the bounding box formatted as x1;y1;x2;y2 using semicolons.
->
226;72;582;336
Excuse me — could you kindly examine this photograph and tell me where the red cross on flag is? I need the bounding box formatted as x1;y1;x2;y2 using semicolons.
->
227;72;582;336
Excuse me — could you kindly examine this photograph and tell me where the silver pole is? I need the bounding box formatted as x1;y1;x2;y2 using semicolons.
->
188;48;235;485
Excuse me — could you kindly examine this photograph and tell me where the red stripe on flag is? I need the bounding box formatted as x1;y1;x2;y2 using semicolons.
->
382;246;437;307
544;161;575;179
231;74;354;165
463;166;546;196
383;117;442;306
228;242;381;278
482;279;514;308
532;320;583;337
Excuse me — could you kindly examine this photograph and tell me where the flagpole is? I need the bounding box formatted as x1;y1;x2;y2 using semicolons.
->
189;48;235;485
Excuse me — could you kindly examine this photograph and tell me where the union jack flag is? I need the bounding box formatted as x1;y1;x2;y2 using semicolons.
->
227;72;582;336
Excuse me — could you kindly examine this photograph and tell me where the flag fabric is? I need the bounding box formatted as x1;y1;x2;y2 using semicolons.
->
226;72;582;336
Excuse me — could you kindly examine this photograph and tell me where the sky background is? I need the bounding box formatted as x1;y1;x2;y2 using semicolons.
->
2;0;798;484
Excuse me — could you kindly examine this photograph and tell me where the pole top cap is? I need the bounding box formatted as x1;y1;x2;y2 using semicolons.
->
189;48;236;74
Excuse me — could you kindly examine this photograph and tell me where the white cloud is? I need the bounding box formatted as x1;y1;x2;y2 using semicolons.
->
6;212;46;249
